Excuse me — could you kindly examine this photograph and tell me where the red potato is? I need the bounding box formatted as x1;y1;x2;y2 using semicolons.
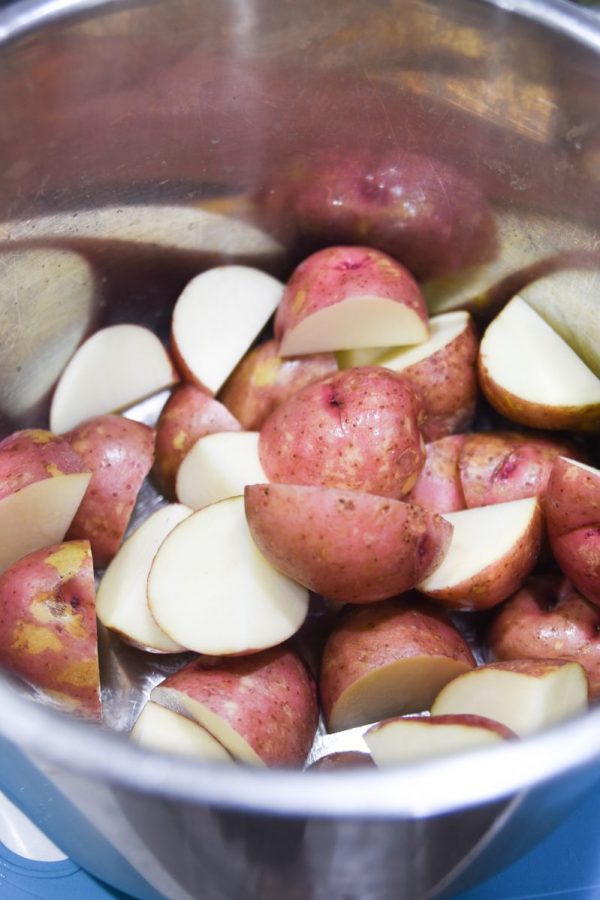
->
417;498;543;611
478;296;600;432
244;484;452;604
406;435;467;514
64;415;155;568
319;596;475;732
218;338;338;430
458;431;585;509
431;659;589;736
49;324;179;435
258;150;496;282
259;366;426;500
488;578;600;699
153;384;241;499
365;714;516;767
274;246;429;356
0;541;101;721
151;647;318;767
130;702;233;763
0;430;91;575
375;311;479;441
546;458;600;606
307;752;376;772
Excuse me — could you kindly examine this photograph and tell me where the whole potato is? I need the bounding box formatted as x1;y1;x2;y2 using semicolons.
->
259;366;426;500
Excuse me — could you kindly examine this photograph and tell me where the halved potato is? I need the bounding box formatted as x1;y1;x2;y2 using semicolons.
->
130;702;233;762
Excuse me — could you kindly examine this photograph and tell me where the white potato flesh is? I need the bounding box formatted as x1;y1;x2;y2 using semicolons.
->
328;656;471;733
150;688;265;766
130;702;233;762
50;324;177;433
96;503;192;653
279;297;428;356
431;663;588;736
172;266;284;394
418;498;538;593
375;311;470;371
147;496;309;655
480;296;600;408
365;718;507;766
0;473;91;575
176;432;267;510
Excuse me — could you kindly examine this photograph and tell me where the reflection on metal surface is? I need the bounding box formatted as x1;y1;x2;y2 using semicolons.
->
0;248;97;418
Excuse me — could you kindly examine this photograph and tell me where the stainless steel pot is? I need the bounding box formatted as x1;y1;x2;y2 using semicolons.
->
1;1;600;898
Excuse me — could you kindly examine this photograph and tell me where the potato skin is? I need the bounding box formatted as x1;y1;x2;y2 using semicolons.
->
155;647;318;767
488;579;600;699
307;752;376;772
245;483;452;603
65;415;155;568
259;151;495;282
259;366;426;500
389;315;479;442
407;435;467;514
274;245;428;342
153;384;241;498
219;338;337;431
0;429;86;501
459;432;584;509
0;541;101;721
546;458;600;606
320;596;475;730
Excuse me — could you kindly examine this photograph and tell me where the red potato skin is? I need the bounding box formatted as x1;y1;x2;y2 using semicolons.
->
393;316;479;442
0;429;87;501
259;151;496;282
155;647;318;768
545;458;600;606
406;435;467;514
369;713;517;741
64;415;155;568
218;338;338;431
419;501;544;611
245;483;452;604
153;385;241;499
459;432;586;509
307;752;376;772
0;541;101;721
319;596;475;729
259;366;426;500
274;245;429;343
545;456;600;535
488;579;600;699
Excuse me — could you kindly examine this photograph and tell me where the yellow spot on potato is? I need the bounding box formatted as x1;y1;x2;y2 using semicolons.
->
45;463;62;478
57;659;98;689
173;430;188;451
46;543;89;580
252;357;281;388
31;595;88;640
11;622;62;654
292;288;307;314
30;430;53;444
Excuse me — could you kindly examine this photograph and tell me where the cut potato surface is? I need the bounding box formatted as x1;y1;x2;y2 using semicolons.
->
171;266;284;394
130;702;233;762
375;311;471;371
147;496;309;655
0;473;91;575
96;503;192;653
431;660;588;736
479;296;600;430
279;296;429;356
176;431;266;510
365;715;514;766
50;324;178;434
326;655;473;733
417;497;542;609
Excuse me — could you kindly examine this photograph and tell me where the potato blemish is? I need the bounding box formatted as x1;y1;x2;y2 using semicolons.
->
10;621;62;654
45;542;88;579
57;659;98;689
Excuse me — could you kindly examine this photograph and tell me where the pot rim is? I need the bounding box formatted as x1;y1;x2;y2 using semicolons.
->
1;0;600;818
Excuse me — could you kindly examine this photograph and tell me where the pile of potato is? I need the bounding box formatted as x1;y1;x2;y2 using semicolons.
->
0;243;599;770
